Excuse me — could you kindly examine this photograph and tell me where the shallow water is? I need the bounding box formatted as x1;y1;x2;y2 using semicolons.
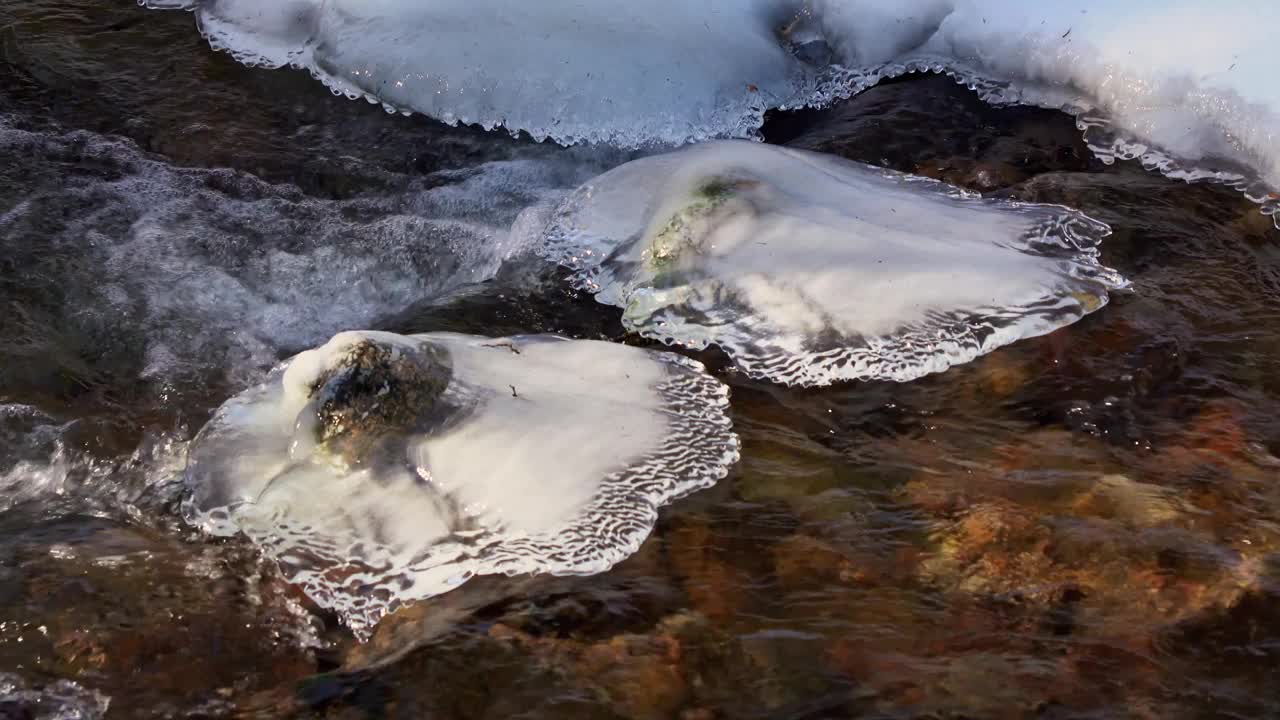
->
1;2;1278;719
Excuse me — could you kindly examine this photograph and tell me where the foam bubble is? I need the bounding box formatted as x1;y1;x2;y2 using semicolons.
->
184;331;739;637
539;140;1127;386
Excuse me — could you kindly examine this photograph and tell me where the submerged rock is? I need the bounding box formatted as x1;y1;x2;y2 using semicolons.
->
0;515;319;716
1069;474;1184;527
483;611;782;720
912;483;1256;641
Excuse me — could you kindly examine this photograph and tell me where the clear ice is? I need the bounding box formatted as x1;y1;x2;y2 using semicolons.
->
184;331;739;636
539;140;1128;386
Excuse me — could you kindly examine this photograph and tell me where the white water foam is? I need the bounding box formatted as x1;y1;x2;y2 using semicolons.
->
144;0;1280;204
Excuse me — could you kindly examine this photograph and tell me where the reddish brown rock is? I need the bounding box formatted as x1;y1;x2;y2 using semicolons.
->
1;518;321;713
667;519;746;623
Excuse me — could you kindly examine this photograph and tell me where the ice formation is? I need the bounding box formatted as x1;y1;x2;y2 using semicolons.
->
184;331;739;635
143;0;818;146
539;140;1128;386
0;674;110;720
145;0;1280;197
810;0;1280;200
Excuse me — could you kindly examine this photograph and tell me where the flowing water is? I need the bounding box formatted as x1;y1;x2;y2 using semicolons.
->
1;2;1279;718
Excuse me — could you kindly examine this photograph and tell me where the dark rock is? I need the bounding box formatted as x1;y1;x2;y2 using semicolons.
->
773;74;1095;190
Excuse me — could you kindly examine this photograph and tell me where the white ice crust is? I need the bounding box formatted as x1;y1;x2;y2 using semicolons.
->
184;331;739;636
145;0;1280;195
539;141;1128;386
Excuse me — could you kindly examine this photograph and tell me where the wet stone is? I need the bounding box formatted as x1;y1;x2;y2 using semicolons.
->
666;518;751;624
773;74;1096;188
318;605;837;720
310;338;455;467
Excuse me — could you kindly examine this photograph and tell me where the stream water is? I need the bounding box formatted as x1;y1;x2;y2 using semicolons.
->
1;2;1278;718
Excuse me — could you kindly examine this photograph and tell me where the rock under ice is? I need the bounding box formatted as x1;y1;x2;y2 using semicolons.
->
538;140;1128;386
184;331;739;636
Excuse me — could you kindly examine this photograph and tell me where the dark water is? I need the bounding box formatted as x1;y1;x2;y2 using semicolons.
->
2;2;1279;719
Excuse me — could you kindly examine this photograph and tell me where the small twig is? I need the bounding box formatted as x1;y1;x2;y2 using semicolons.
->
509;385;519;398
483;342;521;354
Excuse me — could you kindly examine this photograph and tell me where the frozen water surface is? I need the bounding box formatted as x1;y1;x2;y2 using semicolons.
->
812;0;1280;200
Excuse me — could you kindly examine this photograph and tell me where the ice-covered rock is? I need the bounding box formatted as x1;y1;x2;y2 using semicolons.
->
184;330;739;636
539;140;1127;386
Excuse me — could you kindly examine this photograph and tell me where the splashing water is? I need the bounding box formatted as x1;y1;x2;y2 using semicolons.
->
0;674;110;720
184;331;739;636
539;140;1128;386
0;116;608;396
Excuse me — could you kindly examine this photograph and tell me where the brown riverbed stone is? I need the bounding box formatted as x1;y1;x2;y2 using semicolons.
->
482;611;778;720
0;518;321;713
667;518;747;623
